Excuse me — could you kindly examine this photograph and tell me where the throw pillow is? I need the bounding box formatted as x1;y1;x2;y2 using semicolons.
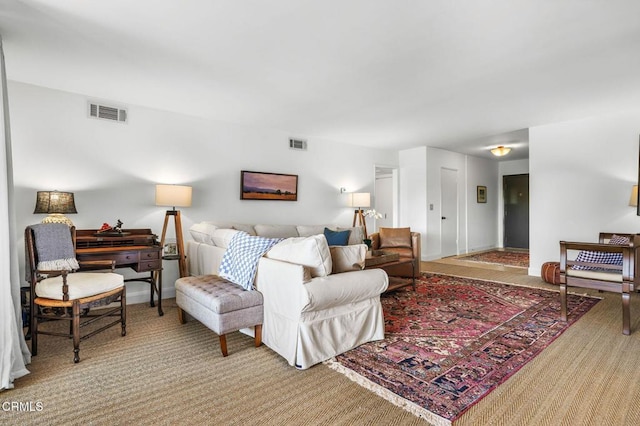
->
265;235;332;277
211;229;241;248
189;222;218;245
572;250;623;271
330;244;367;274
379;227;412;249
324;227;351;246
336;226;364;245
608;234;630;245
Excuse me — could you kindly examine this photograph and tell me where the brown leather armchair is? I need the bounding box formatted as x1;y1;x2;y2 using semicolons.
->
369;227;421;278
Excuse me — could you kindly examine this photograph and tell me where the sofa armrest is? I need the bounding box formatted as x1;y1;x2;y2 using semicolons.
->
256;257;311;319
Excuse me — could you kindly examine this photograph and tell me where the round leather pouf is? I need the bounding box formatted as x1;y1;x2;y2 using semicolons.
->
541;261;561;285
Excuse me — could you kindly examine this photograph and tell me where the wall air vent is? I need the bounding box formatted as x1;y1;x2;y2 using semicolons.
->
289;138;307;151
88;102;128;123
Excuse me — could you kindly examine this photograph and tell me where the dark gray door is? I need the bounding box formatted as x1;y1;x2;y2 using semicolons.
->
503;174;529;249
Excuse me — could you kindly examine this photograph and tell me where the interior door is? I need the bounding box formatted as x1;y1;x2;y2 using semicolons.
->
441;168;458;257
503;174;529;249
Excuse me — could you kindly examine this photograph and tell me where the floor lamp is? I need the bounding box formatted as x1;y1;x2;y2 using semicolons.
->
349;192;371;238
156;184;192;278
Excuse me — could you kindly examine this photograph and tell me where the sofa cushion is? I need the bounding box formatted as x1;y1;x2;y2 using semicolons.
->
254;224;299;239
211;229;241;248
189;222;218;245
324;227;351;246
296;225;334;237
337;226;364;245
266;235;332;277
330;244;366;273
379;227;412;249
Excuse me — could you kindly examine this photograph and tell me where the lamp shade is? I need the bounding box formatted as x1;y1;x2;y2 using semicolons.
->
33;191;77;214
630;185;638;207
348;192;371;208
155;184;192;208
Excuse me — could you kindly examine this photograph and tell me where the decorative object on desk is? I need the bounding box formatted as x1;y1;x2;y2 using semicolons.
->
348;192;371;238
156;184;192;278
477;185;487;203
240;170;298;201
33;190;78;226
95;219;129;236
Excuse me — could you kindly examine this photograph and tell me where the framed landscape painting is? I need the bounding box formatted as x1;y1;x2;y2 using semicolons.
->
241;170;298;201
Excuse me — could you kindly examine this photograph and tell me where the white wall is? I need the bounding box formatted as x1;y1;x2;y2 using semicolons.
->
466;154;499;253
498;159;529;247
399;146;499;260
529;111;640;276
9;81;397;303
399;147;428;257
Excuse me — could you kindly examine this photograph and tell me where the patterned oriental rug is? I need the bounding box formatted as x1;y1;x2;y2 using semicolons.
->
326;274;599;426
459;249;529;268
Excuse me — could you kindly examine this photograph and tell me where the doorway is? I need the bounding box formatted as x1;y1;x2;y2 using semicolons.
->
374;166;398;232
441;168;458;257
503;174;529;249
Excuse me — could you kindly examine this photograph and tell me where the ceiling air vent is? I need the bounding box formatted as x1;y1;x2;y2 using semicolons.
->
289;138;307;151
88;102;128;123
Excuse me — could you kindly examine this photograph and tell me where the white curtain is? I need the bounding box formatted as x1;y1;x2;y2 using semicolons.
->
0;34;30;390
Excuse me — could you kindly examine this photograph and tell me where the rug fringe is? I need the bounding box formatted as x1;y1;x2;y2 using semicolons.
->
324;358;451;426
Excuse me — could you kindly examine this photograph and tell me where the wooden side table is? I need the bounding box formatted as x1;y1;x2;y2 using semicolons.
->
365;250;416;292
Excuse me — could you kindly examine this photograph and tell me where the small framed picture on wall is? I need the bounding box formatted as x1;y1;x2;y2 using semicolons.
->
477;186;487;203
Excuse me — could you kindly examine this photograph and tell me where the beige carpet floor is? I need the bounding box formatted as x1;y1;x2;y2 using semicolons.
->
3;260;640;425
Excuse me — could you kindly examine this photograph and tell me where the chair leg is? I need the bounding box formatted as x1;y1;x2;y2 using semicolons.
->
560;283;568;321
121;290;127;337
219;334;228;357
254;324;262;347
31;305;38;356
622;291;631;335
72;301;81;363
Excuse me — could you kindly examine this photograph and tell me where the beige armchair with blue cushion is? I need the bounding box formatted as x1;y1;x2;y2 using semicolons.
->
559;232;640;335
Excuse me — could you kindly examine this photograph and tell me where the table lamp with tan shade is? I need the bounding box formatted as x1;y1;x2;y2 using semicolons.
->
348;192;371;238
156;184;192;278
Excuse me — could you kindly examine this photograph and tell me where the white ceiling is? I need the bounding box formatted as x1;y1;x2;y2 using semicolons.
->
2;1;640;161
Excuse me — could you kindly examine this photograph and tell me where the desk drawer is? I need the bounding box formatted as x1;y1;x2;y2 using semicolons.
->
136;260;161;272
79;252;139;265
140;250;160;260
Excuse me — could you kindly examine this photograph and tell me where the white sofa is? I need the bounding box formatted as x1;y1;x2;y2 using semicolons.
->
186;222;389;369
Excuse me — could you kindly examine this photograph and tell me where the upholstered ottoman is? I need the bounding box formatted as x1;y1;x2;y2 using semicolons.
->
175;275;263;357
541;261;561;285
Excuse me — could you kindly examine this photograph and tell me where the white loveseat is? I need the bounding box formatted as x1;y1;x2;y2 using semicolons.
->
186;222;389;369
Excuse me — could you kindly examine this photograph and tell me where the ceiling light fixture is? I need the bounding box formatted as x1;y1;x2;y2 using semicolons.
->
490;146;511;157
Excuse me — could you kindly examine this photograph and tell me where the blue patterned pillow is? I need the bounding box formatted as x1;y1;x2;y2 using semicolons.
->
324;227;351;246
608;234;630;245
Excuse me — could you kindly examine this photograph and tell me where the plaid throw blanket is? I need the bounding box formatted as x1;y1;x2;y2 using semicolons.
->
31;223;80;271
219;232;283;290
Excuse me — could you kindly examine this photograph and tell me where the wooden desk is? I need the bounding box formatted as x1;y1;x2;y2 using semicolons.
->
75;229;164;316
